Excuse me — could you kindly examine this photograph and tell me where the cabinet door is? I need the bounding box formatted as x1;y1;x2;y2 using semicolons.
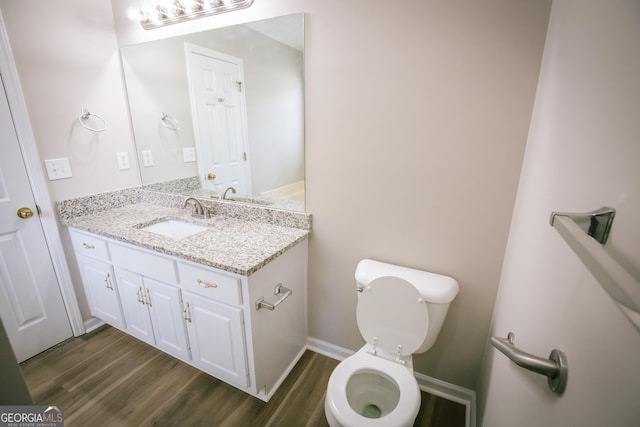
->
76;256;124;329
115;269;154;345
183;291;248;388
144;278;190;360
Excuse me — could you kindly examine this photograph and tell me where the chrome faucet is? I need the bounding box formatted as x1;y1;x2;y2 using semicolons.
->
183;197;209;219
220;187;237;200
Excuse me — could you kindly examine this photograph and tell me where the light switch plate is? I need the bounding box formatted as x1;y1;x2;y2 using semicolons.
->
44;158;72;180
142;150;154;167
183;147;196;163
117;152;130;170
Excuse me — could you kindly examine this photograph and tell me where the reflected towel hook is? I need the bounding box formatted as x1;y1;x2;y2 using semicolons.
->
160;112;180;130
78;109;107;132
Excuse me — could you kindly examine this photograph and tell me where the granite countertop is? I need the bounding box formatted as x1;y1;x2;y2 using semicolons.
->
64;203;310;276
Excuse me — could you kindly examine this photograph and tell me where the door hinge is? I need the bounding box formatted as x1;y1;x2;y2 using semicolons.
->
236;81;243;92
36;205;42;216
243;152;247;161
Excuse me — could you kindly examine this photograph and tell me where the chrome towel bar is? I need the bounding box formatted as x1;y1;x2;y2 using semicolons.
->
491;332;568;394
550;207;615;244
550;207;640;332
255;284;292;311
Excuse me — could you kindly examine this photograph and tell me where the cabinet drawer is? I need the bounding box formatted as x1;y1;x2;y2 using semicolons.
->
178;262;242;305
110;243;178;284
69;229;110;261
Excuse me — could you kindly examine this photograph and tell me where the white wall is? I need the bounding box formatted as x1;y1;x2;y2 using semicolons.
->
0;0;139;201
1;0;551;390
478;0;640;425
121;38;199;184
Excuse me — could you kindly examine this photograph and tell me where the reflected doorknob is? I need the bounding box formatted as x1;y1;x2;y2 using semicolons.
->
17;207;34;219
207;173;216;180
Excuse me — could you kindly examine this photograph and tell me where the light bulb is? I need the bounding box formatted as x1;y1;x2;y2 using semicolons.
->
126;7;149;23
171;1;186;16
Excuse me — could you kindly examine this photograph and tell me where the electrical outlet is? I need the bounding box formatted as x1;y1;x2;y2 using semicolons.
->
44;158;72;180
117;152;130;170
183;147;196;163
142;150;154;167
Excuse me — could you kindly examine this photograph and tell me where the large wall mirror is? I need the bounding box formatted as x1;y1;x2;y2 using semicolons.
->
120;13;305;212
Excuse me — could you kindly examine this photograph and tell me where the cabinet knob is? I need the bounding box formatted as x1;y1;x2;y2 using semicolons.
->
183;302;192;323
144;288;152;307
136;286;144;304
197;279;217;288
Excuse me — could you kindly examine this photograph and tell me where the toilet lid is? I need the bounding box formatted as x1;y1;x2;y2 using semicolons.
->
356;276;429;356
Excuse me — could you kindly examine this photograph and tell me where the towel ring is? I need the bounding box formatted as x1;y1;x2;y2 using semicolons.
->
160;112;180;131
78;109;107;132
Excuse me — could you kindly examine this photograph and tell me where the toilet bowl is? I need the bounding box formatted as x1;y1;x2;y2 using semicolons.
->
324;259;459;427
325;347;420;427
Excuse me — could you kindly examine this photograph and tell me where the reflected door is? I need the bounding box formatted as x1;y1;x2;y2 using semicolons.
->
185;44;251;196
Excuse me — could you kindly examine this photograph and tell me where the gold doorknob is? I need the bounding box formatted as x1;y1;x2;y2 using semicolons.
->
17;207;34;219
207;173;216;180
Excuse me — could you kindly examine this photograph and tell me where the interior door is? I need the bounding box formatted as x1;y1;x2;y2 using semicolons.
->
185;44;251;196
0;75;72;362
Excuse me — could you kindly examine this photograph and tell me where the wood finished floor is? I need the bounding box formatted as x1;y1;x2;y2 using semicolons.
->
20;326;466;426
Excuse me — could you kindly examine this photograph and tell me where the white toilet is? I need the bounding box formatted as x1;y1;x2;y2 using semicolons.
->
324;259;459;427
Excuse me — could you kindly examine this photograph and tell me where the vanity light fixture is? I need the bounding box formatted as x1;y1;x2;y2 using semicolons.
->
128;0;254;30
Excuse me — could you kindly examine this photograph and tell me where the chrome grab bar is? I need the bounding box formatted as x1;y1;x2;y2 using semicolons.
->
491;332;568;394
255;284;292;311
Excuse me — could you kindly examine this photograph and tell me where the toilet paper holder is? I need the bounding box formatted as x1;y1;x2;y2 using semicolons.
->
255;283;292;311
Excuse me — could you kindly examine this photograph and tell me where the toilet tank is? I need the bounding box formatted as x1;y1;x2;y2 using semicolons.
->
355;259;459;354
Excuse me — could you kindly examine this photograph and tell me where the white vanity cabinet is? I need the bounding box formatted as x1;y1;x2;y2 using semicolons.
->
178;261;249;387
182;290;248;388
115;268;190;360
70;232;125;330
68;227;308;402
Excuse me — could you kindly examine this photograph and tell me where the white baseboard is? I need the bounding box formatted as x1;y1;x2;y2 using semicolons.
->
83;317;105;334
261;346;307;402
307;337;476;427
306;336;354;361
414;372;476;427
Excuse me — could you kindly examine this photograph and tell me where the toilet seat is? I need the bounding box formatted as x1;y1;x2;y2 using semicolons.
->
326;351;420;427
357;276;429;356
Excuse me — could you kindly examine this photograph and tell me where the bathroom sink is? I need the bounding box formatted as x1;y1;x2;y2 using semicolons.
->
141;219;207;239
